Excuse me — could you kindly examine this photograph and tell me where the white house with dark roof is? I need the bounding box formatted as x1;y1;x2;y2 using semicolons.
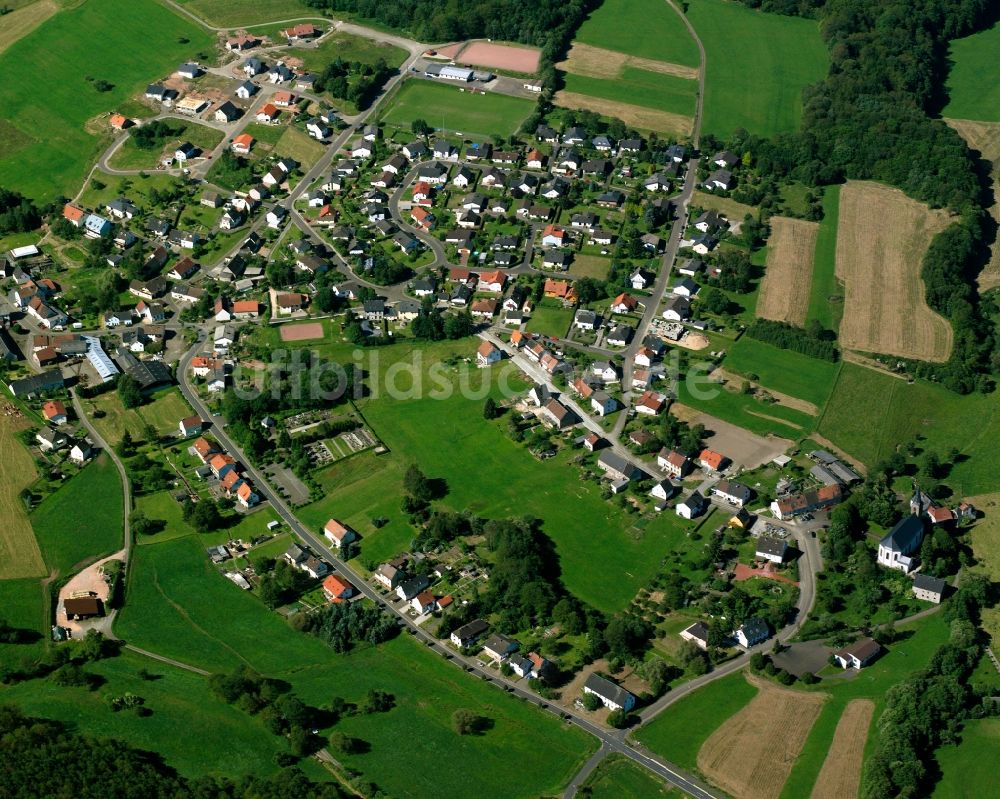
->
583;673;635;712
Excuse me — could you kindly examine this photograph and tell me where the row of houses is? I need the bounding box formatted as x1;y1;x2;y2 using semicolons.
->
190;435;261;508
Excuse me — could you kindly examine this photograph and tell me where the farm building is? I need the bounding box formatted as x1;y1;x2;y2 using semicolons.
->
833;638;881;670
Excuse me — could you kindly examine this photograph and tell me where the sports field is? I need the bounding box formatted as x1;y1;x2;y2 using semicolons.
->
279;321;325;342
574;0;700;68
686;0;827;137
756;217;819;327
116;532;596;798
944;21;1000;122
805;186;842;332
697;677;827;799
834;182;953;362
458;41;541;74
809;699;873;799
946;119;1000;291
380;80;534;138
0;410;45;579
562;68;697;118
31;454;123;576
0;0;214;201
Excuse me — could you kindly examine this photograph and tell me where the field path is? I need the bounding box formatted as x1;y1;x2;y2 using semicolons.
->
809;699;874;799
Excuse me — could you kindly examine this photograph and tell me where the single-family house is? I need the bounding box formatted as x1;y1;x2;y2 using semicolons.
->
582;673;635;712
676;491;707;519
733;618;770;649
833;638;881;670
712;479;752;508
680;621;710;650
658;449;691;477
324;518;357;549
755;536;789;564
450;619;489;649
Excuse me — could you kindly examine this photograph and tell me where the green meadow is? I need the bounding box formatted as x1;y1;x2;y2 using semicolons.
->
581;754;680;798
806;185;843;332
575;0;700;67
687;0;828;137
30;454;123;576
726;337;841;409
818;364;1000;495
108;121;224;171
945;21;1000;121
114;532;596;798
0;0;214;201
380;79;535;138
932;717;1000;799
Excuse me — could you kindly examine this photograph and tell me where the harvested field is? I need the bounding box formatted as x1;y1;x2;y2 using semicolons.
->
554;91;691;137
946;119;1000;292
835;181;954;362
757;217;819;326
810;699;874;799
457;41;541;74
279;322;324;342
697;675;827;799
0;0;58;54
0;410;45;579
558;42;698;81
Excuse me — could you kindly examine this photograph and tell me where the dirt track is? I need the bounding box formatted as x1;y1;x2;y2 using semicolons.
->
835;181;953;362
557;42;698;81
457;41;541;74
757;217;819;326
810;699;874;799
279;322;324;341
698;675;827;799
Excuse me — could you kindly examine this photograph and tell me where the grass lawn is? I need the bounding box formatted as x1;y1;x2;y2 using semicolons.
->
526;302;574;338
77;171;185;210
817;364;1000;494
932;717;1000;799
115;532;597;798
806;185;843;333
562;68;697;118
945;21;1000;122
581;754;680;798
380;80;535;138
0;0;214;201
687;0;828;138
86;388;194;447
242;121;286;150
575;0;700;67
30;454;123;576
134;489;279;546
108;122;224;171
296;31;407;71
0;577;47;633
569;254;612;280
275;125;327;168
635;670;759;769
0;650;291;780
726;337;841;409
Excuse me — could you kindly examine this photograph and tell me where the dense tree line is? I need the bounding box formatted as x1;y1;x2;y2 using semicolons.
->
293;601;398;652
131;120;184;151
0;706;346;798
314;57;394;109
745;319;839;361
0;187;40;234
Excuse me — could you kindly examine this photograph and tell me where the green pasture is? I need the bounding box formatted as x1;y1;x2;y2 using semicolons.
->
805;185;843;332
945;21;1000;122
726;337;840;410
574;0;700;67
562;68;697;118
380;80;534;138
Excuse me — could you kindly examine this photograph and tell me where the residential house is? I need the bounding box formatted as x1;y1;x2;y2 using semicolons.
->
635;390;665;416
510;652;550;680
597;451;641;483
583;674;635;712
395;574;430;602
733;618;770;648
541;224;565;248
912;573;946;604
658;449;691;478
574;309;597;330
450;619;489;648
374;563;404;590
37;427;69;452
770;484;843;520
476;341;501;366
323;519;357;549
712;479;752;507
606;325;633;347
662;294;691;322
483;634;519;662
591;391;616;417
698;449;727;472
704;169;734;191
42;400;68;425
679;621;710;650
323;575;356;602
676;491;707;519
542;398;576;430
755;536;789;564
610;293;638;314
411;590;437;614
